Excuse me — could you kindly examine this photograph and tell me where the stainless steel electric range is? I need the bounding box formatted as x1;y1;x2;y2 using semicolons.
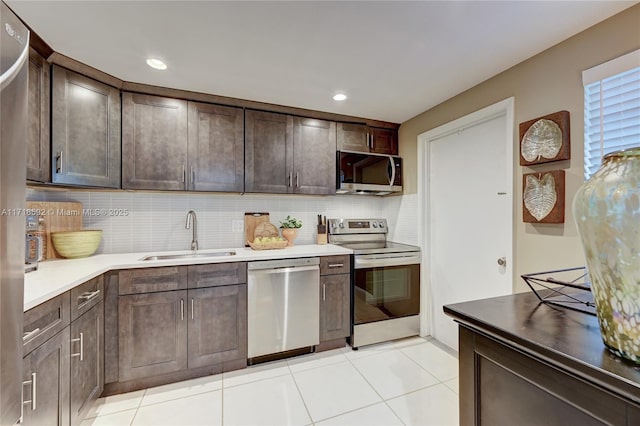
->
328;218;421;348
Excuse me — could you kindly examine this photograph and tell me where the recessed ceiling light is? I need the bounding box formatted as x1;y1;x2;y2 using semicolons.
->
146;58;167;70
333;93;347;101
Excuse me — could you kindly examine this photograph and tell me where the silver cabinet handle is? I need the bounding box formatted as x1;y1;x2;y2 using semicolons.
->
78;289;100;303
23;328;40;341
191;298;194;320
497;257;507;267
55;151;63;174
288;171;293;187
180;299;184;321
296;172;299;188
182;164;186;189
22;372;36;411
322;284;326;301
71;332;84;361
328;263;344;268
370;133;374;149
191;167;196;191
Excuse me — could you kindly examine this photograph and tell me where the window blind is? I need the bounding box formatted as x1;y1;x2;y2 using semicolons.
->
583;51;640;180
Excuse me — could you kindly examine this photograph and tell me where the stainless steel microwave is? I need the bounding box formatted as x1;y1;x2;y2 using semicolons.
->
337;151;402;195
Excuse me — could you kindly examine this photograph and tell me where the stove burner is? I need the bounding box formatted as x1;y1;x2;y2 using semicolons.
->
327;218;420;255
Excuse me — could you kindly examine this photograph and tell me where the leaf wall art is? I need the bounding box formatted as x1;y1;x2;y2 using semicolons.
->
522;170;565;223
519;111;570;166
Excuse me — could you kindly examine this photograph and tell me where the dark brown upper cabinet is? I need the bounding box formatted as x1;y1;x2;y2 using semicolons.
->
245;110;292;194
293;117;337;195
245;110;336;195
122;93;188;190
122;94;244;192
187;102;244;192
51;65;121;188
27;49;50;182
337;122;398;155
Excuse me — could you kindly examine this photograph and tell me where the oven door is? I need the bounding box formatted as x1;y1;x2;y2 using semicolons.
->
353;254;420;325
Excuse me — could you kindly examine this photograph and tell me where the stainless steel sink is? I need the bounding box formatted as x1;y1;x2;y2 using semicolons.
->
141;251;236;261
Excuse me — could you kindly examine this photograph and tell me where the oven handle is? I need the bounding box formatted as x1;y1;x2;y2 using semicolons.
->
354;255;421;269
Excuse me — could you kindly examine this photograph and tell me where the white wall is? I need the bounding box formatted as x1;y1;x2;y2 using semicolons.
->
28;189;414;254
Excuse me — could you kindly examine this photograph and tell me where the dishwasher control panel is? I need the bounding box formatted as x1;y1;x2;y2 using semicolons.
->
248;257;319;270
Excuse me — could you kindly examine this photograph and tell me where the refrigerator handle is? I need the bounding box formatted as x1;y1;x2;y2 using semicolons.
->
0;29;29;91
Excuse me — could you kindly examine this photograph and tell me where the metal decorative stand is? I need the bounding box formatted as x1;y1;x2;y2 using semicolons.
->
521;266;596;316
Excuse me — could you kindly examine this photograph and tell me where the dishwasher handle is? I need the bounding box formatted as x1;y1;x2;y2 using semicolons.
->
252;265;319;275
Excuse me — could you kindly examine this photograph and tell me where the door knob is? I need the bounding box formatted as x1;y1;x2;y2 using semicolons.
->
497;257;507;267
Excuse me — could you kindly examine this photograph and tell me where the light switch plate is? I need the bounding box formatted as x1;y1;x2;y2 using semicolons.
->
231;220;244;233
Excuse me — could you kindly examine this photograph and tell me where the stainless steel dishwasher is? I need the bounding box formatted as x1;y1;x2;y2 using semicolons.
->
247;257;320;359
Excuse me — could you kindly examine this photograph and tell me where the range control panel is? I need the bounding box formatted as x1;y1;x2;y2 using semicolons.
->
327;218;388;235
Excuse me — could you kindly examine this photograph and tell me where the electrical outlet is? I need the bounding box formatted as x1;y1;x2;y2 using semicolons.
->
232;220;244;233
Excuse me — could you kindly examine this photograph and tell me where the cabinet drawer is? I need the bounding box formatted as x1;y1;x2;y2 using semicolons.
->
69;275;104;321
119;267;187;295
23;292;70;356
187;262;247;288
320;255;350;275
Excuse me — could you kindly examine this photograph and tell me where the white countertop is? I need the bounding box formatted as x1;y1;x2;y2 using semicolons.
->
24;244;352;311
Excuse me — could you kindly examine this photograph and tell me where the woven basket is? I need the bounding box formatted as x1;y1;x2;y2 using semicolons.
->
247;240;288;250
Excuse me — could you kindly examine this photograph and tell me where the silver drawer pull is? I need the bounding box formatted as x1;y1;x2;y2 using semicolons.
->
22;372;36;411
78;289;100;303
328;263;344;268
71;333;84;361
23;328;40;341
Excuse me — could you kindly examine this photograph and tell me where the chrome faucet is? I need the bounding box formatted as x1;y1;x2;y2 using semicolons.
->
185;210;198;251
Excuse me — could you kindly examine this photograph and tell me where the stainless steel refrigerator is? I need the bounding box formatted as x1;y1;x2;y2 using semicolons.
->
1;1;28;424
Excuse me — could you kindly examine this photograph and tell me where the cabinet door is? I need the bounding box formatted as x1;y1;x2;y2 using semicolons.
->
320;274;350;341
70;301;103;426
21;328;70;426
187;285;247;369
122;93;188;190
370;127;398;155
27;49;50;182
245;109;293;193
187;102;244;192
118;291;188;381
293;117;336;195
51;65;121;188
337;123;369;152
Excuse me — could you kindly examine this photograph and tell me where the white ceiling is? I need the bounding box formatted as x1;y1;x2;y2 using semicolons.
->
7;1;637;123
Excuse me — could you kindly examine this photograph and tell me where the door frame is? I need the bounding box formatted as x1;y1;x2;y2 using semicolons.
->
417;97;515;337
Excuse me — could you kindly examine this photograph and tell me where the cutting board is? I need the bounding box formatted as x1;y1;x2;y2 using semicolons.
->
26;201;83;259
244;212;270;246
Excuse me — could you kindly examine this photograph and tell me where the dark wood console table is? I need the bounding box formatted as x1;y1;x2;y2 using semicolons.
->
445;291;640;426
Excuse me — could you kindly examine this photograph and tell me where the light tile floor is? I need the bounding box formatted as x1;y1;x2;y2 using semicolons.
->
81;337;459;426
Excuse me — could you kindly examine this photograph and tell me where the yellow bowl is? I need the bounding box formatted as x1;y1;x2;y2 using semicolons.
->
51;230;103;259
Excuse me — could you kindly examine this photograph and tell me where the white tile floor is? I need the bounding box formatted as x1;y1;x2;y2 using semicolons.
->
81;337;459;426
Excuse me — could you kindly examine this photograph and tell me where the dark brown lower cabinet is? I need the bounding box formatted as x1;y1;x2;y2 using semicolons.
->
187;285;247;368
70;301;103;426
117;283;247;384
319;274;350;342
21;328;70;426
118;290;188;382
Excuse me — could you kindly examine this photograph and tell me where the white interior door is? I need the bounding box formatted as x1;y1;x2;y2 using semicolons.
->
419;98;514;351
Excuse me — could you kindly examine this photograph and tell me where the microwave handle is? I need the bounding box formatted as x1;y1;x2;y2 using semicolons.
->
389;156;396;186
